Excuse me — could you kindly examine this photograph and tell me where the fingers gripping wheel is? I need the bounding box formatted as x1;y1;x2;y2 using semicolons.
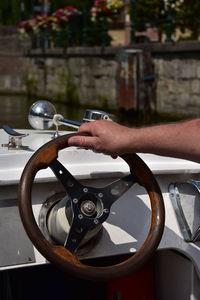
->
18;133;165;281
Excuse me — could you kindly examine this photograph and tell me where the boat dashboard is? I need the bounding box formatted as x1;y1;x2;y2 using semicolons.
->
0;125;200;277
0;101;200;298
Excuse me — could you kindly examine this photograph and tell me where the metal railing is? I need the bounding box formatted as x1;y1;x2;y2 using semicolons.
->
30;15;111;49
29;13;176;49
0;1;196;48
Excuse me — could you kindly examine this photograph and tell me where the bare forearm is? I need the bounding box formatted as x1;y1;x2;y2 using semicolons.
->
130;119;200;162
68;119;200;163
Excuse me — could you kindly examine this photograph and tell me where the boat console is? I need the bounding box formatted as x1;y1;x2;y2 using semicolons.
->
1;100;200;299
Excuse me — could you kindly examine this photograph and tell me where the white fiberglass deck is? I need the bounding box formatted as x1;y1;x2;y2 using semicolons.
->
0;127;200;282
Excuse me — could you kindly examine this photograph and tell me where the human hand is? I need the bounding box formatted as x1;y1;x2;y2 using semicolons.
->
68;120;134;157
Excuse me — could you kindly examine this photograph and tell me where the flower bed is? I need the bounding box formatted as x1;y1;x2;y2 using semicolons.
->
18;2;124;47
91;0;124;22
18;6;81;38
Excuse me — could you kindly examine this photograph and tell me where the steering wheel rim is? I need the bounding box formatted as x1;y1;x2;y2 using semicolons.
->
18;132;165;281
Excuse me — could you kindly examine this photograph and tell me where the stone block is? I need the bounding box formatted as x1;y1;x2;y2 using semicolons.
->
197;66;200;78
191;79;200;94
180;61;197;79
154;59;181;79
179;93;191;106
176;80;191;95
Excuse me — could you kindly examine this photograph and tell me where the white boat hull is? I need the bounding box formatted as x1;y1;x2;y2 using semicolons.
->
1;128;200;299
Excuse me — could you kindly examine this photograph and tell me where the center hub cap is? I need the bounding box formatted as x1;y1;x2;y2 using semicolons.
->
81;200;96;216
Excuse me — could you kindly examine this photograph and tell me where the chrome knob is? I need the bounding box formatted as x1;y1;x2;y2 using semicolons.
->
83;109;112;122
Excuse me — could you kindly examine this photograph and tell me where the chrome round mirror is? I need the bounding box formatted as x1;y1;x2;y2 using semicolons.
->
28;100;57;130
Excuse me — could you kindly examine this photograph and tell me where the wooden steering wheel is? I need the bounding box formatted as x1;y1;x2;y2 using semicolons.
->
18;133;165;281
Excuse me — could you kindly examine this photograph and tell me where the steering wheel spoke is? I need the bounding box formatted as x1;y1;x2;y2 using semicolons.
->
101;174;138;206
49;159;83;198
64;219;89;253
64;212;102;252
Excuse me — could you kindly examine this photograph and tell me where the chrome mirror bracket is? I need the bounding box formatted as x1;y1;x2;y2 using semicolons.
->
28;100;113;135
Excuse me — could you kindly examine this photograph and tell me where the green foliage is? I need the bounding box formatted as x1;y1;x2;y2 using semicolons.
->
177;0;200;40
132;0;164;30
0;0;20;24
130;0;200;41
1;0;200;42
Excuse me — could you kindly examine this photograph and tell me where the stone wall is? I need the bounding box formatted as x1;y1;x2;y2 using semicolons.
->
3;46;121;108
155;57;200;116
1;26;200;117
3;46;156;112
0;26;25;93
28;52;119;107
131;42;200;117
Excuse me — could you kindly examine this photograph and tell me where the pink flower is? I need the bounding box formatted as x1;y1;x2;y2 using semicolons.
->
18;5;81;35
